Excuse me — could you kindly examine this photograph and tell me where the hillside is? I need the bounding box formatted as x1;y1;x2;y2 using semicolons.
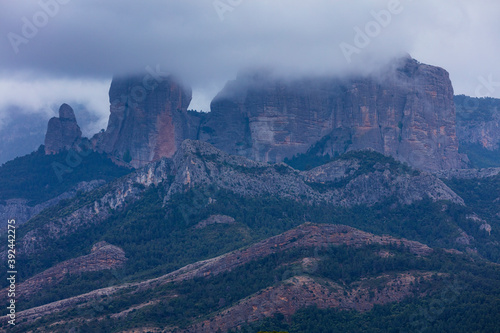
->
1;140;469;275
3;223;499;332
0;140;498;332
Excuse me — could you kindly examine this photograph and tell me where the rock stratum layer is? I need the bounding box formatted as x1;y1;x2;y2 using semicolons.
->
0;241;126;306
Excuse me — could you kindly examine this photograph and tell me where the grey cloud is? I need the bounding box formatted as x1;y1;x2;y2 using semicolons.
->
0;0;499;121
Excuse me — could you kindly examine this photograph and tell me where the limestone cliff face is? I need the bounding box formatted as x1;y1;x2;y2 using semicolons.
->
92;74;194;168
44;103;82;154
455;96;500;151
200;57;467;171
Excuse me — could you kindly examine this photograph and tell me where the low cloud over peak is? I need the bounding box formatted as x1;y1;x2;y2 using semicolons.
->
0;0;499;118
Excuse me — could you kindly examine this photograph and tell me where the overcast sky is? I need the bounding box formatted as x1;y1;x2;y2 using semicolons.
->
1;0;499;134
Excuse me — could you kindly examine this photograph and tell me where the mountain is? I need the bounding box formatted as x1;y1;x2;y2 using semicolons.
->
1;57;500;332
201;57;467;171
454;95;500;168
0;145;131;230
5;59;499;172
1;139;499;331
88;56;468;172
7;140;463;260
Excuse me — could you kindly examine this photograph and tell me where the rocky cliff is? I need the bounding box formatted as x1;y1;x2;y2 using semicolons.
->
200;57;468;171
44;103;82;154
91;74;196;168
86;57;467;172
455;95;500;151
453;95;500;167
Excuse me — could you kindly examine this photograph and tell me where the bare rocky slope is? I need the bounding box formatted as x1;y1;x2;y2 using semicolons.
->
0;180;105;231
186;272;437;333
455;95;500;152
435;167;500;180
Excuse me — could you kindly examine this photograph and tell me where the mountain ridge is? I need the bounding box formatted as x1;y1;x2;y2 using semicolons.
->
1;139;498;332
43;56;470;171
8;139;464;260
